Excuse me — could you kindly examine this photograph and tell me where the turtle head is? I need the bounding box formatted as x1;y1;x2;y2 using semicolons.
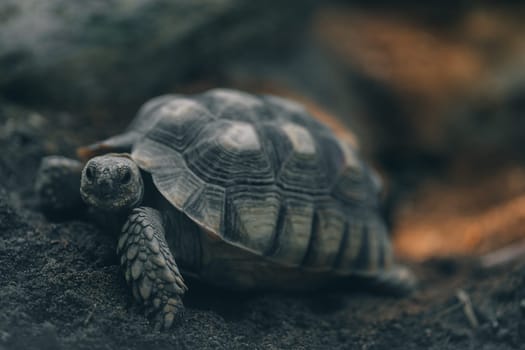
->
80;154;144;211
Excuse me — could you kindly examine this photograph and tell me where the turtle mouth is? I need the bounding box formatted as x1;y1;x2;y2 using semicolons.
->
81;189;141;212
80;181;144;212
99;192;114;200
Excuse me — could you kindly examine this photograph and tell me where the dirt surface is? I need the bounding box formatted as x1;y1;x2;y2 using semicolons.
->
0;100;524;350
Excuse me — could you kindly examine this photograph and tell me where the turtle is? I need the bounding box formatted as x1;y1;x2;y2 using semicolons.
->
35;88;416;330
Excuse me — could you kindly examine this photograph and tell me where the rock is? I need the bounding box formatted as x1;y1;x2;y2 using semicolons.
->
313;5;525;167
0;0;315;115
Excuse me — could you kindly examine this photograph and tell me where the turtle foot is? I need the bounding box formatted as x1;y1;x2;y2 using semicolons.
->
372;265;417;296
35;156;85;218
118;207;187;330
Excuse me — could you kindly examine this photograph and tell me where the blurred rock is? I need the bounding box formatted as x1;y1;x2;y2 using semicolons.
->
0;0;315;116
313;4;525;167
394;166;525;259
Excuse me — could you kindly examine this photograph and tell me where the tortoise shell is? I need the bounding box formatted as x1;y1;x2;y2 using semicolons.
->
129;89;390;274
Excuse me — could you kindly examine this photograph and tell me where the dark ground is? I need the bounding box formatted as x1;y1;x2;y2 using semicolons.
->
0;100;524;350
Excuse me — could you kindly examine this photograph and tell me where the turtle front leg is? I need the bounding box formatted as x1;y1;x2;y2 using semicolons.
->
118;207;188;330
35;156;86;218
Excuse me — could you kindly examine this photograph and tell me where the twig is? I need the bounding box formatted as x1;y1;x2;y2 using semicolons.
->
456;289;479;329
84;304;96;326
480;240;525;268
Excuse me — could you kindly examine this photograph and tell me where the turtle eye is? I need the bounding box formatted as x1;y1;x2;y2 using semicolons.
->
85;165;95;181
121;168;132;185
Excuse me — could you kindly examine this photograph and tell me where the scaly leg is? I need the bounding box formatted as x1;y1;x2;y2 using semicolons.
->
118;207;187;330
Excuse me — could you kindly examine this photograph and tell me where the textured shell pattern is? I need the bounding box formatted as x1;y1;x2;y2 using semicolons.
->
131;89;391;273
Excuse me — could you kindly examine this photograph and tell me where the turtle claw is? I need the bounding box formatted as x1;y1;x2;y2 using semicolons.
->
150;297;184;331
372;265;417;296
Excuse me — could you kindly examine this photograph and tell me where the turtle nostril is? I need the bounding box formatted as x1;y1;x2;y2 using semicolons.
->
85;166;95;181
121;168;132;185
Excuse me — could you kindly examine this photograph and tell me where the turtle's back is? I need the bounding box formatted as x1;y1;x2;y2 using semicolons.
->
131;89;391;276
